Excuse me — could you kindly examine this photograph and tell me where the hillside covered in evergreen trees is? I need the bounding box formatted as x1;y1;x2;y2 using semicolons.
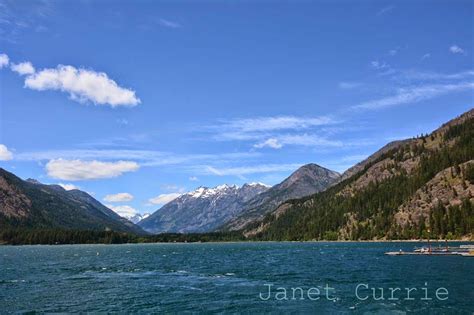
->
243;109;474;241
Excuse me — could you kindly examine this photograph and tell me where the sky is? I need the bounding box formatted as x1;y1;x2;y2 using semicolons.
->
0;0;473;218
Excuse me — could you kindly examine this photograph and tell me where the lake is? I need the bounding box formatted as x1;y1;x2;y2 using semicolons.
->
1;242;473;313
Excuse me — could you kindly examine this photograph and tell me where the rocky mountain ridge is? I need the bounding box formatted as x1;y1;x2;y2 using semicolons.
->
138;183;270;233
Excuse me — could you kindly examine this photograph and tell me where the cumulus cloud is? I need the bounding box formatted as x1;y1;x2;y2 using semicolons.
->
11;62;35;75
103;192;134;202
254;138;283;149
57;183;80;191
148;193;182;205
449;45;465;55
189;176;199;181
0;144;13;160
46;159;139;180
106;205;138;219
24;65;140;107
0;53;9;68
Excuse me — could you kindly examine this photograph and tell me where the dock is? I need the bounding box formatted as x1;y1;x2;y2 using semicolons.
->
385;251;474;256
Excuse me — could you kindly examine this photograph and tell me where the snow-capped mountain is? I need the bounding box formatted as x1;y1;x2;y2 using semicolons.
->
127;213;150;224
138;183;269;233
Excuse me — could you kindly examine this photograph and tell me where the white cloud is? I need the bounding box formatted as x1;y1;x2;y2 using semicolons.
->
279;134;343;147
106;204;138;219
0;144;13;160
421;53;431;60
352;82;474;111
211;115;337;143
388;49;397;56
0;53;9;68
24;65;140;107
158;18;181;28
15;149;259;167
449;45;465;55
254;138;282;149
254;134;342;150
148;193;182;205
221;116;334;133
201;163;302;176
57;183;80;191
399;70;474;81
11;61;35;75
370;61;389;70
189;176;199;181
46;159;139;180
103;192;134;202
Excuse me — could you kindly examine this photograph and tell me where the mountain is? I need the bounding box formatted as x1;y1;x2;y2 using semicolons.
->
222;164;341;231
243;108;474;241
0;168;146;235
138;183;269;233
128;213;150;224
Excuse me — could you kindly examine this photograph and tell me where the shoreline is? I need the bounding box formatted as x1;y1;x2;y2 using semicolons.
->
1;239;473;246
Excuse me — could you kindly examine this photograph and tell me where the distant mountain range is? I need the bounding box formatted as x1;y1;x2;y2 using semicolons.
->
1;109;472;241
138;183;270;233
242;108;474;240
0;169;146;235
139;164;340;234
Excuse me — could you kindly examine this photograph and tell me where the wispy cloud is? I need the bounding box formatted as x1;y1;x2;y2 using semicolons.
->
370;60;390;70
103;192;134;202
197;163;303;177
397;69;474;81
376;5;395;16
421;53;431;60
206;115;339;149
158;18;181;28
217;116;335;134
0;1;54;43
352;81;474;111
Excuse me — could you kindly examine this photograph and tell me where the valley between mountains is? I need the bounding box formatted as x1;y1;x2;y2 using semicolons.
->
1;108;473;243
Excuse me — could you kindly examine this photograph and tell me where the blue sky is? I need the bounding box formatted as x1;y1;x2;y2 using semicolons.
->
0;0;473;218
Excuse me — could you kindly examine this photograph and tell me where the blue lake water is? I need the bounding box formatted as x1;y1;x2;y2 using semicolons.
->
0;242;473;314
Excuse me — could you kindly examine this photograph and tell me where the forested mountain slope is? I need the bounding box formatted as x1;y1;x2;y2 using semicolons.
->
0;169;146;235
244;108;474;241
